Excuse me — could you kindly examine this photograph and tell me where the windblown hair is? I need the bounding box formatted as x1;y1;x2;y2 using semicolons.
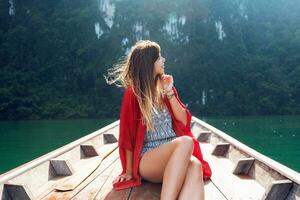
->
104;40;165;132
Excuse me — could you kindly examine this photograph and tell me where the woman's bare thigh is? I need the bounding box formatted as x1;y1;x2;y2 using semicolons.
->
138;136;191;183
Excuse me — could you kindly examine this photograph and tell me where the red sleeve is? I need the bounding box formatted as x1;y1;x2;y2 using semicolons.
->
172;86;192;131
118;87;137;151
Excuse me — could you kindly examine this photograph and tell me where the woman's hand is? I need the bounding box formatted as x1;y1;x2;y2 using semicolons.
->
161;74;174;93
112;172;133;184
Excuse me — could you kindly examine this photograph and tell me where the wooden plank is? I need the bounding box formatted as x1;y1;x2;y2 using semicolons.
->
204;181;227;200
128;180;227;200
42;148;119;200
54;143;117;191
95;186;131;200
94;158;131;200
72;152;131;200
201;143;265;199
72;156;119;200
6;161;72;200
129;181;161;200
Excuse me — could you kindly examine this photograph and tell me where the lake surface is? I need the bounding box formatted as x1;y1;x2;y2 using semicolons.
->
201;115;300;172
0;118;115;175
0;115;299;175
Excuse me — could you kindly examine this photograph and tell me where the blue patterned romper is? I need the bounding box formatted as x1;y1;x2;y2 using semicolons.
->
141;105;177;157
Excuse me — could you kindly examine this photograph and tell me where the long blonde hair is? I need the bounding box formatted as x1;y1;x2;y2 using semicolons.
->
104;40;165;132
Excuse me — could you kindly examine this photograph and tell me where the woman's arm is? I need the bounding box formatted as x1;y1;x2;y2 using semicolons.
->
161;75;188;127
167;90;187;126
125;149;133;174
117;87;136;177
113;149;133;183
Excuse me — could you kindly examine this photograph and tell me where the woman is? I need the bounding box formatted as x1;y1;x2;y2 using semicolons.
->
105;40;211;199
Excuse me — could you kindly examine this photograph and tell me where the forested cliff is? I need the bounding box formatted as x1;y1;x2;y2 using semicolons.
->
0;0;299;120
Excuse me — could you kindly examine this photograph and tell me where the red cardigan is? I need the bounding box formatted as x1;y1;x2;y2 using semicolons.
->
113;85;212;190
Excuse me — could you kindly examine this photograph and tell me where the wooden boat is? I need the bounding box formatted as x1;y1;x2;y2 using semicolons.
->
0;116;299;200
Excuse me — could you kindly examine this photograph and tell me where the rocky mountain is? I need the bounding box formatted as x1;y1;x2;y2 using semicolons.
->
0;0;299;120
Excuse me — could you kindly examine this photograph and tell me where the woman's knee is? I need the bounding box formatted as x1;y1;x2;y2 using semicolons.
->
176;136;194;153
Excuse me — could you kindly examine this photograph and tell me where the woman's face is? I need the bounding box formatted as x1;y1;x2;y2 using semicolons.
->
153;53;166;78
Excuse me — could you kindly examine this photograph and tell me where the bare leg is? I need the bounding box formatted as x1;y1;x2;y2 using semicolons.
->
160;137;194;199
139;136;194;200
178;155;205;200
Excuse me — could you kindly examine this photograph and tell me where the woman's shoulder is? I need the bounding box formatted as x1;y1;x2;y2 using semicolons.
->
122;85;138;103
124;85;135;96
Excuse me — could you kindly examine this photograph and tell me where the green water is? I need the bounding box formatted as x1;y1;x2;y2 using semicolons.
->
201;115;300;172
0;118;115;175
0;115;299;175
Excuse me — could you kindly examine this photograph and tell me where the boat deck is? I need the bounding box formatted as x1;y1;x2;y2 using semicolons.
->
43;145;228;200
1;118;299;200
